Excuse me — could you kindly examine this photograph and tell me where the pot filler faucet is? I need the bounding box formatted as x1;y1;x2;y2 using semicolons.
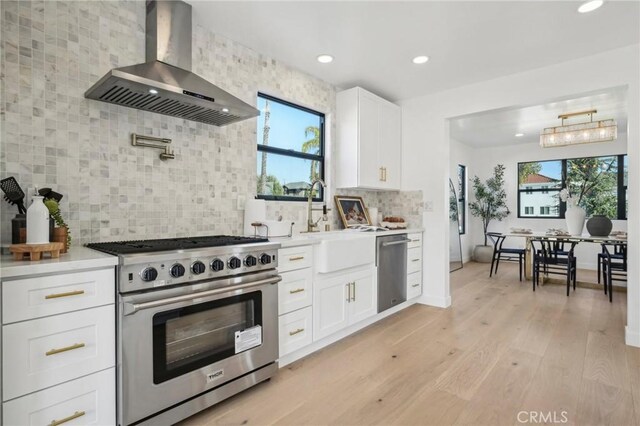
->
307;178;328;233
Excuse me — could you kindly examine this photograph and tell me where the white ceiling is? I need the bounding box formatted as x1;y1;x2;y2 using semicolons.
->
190;1;640;102
449;86;629;147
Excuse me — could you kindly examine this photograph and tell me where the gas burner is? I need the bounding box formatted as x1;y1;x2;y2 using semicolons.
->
86;235;269;255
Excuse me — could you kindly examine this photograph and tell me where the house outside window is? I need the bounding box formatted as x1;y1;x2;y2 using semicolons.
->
518;155;627;219
256;93;325;201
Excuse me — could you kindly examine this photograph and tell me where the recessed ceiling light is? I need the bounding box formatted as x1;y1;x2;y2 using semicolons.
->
317;54;333;64
221;107;229;113
412;55;430;64
149;88;158;95
515;133;524;137
578;0;603;13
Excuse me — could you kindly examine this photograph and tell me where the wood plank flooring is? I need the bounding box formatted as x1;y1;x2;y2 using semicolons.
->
180;262;638;426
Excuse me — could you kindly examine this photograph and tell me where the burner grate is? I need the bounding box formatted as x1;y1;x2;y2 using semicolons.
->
86;235;269;255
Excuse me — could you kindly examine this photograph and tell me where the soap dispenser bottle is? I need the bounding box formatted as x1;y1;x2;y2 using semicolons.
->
26;187;50;244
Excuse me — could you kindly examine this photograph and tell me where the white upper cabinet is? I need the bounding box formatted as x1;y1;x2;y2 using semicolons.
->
336;87;402;190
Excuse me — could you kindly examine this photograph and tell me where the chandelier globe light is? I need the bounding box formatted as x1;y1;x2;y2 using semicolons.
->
539;109;617;148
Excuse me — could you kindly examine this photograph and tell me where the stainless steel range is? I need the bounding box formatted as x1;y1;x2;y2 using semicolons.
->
87;236;281;426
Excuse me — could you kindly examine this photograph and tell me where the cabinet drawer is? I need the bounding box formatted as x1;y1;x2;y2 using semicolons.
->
278;245;313;273
2;305;115;400
2;268;115;324
407;247;422;274
279;306;313;356
3;368;115;426
407;271;422;299
407;233;423;249
278;268;313;315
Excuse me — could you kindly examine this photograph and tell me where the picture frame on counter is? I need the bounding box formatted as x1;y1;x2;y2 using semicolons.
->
334;195;372;228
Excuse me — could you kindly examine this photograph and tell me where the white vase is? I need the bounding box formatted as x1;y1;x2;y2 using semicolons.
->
26;194;50;244
565;206;586;236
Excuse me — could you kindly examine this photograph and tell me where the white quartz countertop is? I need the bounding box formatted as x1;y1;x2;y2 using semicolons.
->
0;246;118;280
270;228;423;248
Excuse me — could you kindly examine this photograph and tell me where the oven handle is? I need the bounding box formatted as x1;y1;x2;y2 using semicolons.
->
122;275;282;316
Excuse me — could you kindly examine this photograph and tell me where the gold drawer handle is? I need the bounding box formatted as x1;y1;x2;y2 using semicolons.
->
289;256;305;261
411;239;420;242
289;288;305;294
289;328;305;336
45;290;85;300
412;283;420;288
411;259;421;262
45;342;85;356
49;410;86;426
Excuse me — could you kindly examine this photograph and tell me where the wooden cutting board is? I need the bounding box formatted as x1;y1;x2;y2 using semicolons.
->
9;242;64;261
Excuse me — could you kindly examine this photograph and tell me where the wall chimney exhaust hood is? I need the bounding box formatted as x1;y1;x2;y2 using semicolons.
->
85;0;259;126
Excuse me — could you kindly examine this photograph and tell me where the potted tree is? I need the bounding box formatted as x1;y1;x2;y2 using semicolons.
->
469;164;509;262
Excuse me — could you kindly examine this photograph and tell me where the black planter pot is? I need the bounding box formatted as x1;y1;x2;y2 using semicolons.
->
586;215;613;237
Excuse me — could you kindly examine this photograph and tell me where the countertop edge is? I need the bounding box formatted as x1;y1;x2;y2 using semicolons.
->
272;228;424;248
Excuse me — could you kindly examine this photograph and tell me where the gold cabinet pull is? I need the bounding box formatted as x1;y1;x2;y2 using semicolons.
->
411;239;420;242
379;167;384;181
352;281;356;301
289;328;305;336
412;283;420;288
346;282;351;302
289;256;304;261
49;411;86;426
289;288;305;294
412;259;421;262
45;290;85;300
45;342;85;356
383;167;387;182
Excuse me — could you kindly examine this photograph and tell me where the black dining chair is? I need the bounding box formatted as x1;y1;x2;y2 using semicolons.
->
487;232;526;281
601;243;627;303
531;238;578;295
598;243;625;285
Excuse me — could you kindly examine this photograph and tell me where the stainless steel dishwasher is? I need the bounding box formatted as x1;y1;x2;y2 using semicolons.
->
377;234;410;312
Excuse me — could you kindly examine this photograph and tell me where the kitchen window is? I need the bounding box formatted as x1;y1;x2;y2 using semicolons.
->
517;154;627;219
256;93;325;201
457;164;466;234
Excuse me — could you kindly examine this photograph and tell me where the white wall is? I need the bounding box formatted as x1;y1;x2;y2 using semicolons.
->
400;44;640;347
449;138;474;263
469;134;628;271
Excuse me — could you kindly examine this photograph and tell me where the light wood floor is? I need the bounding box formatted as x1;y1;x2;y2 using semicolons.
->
181;262;639;426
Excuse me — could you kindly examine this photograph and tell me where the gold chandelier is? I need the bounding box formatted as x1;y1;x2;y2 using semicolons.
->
540;109;617;148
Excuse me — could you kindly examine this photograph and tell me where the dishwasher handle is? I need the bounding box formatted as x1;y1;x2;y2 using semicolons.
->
381;238;412;247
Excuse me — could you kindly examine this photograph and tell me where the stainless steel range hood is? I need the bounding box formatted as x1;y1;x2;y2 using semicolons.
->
85;0;259;126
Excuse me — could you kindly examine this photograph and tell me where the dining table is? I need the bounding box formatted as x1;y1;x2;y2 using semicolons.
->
503;231;628;280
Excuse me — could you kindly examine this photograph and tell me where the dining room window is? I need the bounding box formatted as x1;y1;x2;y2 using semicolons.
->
517;154;627;219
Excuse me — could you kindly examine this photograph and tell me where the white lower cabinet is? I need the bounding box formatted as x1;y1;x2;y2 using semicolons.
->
406;232;423;299
313;267;376;341
3;367;115;426
279;306;313;356
2;304;116;401
278;268;313;315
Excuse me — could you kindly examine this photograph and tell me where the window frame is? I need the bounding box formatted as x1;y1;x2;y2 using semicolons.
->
256;93;326;202
517;154;627;220
457;164;466;235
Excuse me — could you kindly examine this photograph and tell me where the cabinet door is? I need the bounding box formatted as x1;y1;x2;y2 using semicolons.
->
357;90;382;188
349;268;377;325
313;275;350;341
378;101;402;190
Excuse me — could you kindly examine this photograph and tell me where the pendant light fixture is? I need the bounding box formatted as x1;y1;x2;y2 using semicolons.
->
539;109;617;148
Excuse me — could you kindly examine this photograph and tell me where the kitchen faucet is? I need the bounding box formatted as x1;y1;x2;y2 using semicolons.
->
306;178;328;233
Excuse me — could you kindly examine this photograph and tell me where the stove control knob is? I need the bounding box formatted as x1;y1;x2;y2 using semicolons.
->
244;255;257;267
169;263;185;278
210;258;225;272
228;256;242;269
141;267;158;282
259;253;272;265
191;261;206;275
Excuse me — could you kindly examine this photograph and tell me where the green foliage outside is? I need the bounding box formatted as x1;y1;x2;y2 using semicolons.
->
567;156;618;217
469;164;510;246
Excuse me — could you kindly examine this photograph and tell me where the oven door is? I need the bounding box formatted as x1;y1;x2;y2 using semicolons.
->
119;271;280;426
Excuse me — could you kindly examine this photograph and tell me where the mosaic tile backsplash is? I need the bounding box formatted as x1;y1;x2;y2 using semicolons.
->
0;0;422;245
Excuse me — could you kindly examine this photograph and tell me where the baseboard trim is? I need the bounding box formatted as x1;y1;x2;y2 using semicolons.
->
626;326;640;347
418;294;451;308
